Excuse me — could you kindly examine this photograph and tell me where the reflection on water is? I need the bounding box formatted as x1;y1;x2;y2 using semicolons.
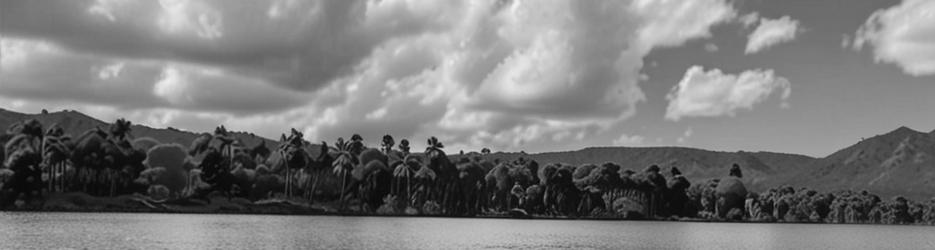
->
1;212;934;249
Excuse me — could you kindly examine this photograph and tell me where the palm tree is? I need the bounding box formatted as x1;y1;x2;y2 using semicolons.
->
398;139;410;156
281;128;306;198
213;126;235;166
305;141;330;201
43;125;71;193
332;137;356;211
350;134;364;156
275;129;301;198
412;160;436;208
393;154;420;207
426;136;444;158
381;135;395;155
106;118;134;196
424;136;449;209
110;118;133;141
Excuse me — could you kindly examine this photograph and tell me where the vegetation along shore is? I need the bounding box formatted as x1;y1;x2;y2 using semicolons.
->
2;108;935;225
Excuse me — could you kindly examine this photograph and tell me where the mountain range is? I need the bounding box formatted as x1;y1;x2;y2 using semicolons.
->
2;108;933;199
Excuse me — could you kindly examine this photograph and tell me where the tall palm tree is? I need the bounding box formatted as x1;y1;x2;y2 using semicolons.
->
426;137;442;181
278;128;305;198
425;136;456;213
213;126;235;166
106;118;134;196
332;137;356;211
381;135;395;156
350;134;364;156
305;141;330;201
393;154;420;206
425;136;444;158
110;118;133;141
412;159;436;208
398;139;410;156
43;125;71;193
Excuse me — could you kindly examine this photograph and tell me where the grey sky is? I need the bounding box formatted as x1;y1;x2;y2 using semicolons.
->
2;0;934;157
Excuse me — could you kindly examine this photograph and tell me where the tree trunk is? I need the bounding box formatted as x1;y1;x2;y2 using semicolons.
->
279;150;289;199
57;162;64;193
41;137;48;195
393;176;399;197
442;182;451;214
185;170;192;197
339;171;347;212
228;145;235;196
406;174;411;207
110;170;116;197
309;171;320;202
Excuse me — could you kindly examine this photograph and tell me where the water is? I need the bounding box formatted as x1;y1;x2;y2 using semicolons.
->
1;212;932;250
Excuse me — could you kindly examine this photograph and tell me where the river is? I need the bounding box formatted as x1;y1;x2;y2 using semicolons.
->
0;212;932;249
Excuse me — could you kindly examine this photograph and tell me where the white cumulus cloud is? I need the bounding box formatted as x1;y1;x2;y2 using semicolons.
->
1;0;740;153
854;0;935;76
745;16;801;54
665;66;791;121
739;12;759;28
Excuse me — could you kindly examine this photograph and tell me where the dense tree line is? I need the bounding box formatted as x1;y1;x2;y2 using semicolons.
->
1;118;934;225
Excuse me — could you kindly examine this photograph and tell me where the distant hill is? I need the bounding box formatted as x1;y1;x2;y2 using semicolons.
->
459;147;817;192
794;126;935;199
3;108;933;199
0;108;277;150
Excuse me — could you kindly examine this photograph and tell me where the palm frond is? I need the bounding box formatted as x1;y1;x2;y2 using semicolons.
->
382;134;395;149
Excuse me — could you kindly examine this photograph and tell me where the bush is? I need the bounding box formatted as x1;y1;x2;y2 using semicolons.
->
148;185;170;201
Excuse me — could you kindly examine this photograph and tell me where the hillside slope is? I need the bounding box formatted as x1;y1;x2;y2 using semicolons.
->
796;127;935;199
0;108;277;150
469;147;817;192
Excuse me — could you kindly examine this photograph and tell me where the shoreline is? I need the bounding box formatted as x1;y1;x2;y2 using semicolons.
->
2;206;927;227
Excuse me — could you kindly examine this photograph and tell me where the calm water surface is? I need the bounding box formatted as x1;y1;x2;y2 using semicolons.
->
1;212;932;249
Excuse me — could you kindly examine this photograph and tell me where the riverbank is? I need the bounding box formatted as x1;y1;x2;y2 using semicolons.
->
3;192;932;226
1;192;335;216
1;192;667;221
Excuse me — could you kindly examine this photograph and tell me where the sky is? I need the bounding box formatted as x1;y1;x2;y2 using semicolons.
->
1;0;934;157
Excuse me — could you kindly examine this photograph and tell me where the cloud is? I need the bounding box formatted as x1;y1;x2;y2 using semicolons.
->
854;0;935;76
665;66;791;121
613;134;645;146
1;0;739;153
745;16;801;54
242;0;738;152
739;12;759;28
0;0;419;92
704;43;719;52
0;38;308;115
